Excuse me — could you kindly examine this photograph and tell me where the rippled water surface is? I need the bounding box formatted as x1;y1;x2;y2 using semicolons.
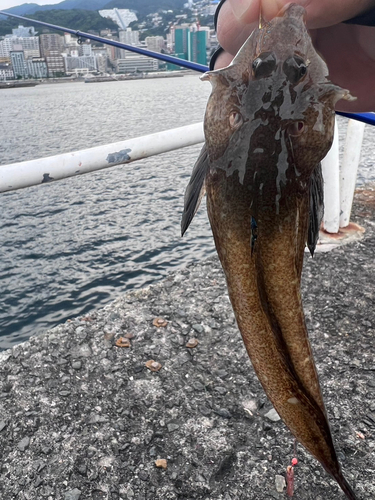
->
1;77;374;350
0;76;215;349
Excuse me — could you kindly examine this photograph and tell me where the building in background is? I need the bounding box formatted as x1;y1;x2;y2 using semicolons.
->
26;57;48;78
166;30;174;52
116;55;158;73
10;49;27;78
0;62;14;80
174;26;189;60
39;33;64;57
91;47;110;73
39;33;65;76
117;28;140;59
99;9;137;29
78;43;92;57
64;33;79;53
0;35;40;58
119;28;140;46
173;25;208;65
94;53;108;74
201;0;219;16
45;51;65;77
14;36;39;58
12;25;37;38
0;37;14;58
145;36;164;53
63;53;97;75
188;29;208;65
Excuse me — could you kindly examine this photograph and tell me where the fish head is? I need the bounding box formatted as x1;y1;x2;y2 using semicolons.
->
203;3;355;187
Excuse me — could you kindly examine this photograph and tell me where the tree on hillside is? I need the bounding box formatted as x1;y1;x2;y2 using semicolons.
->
103;0;185;17
0;9;118;37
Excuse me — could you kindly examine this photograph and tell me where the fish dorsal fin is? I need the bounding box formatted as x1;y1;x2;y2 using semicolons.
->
181;143;209;236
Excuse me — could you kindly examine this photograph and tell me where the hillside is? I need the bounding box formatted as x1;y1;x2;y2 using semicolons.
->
0;9;118;37
104;0;185;16
4;0;185;17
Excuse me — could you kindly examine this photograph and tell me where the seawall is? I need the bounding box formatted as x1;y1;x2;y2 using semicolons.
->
1;189;375;500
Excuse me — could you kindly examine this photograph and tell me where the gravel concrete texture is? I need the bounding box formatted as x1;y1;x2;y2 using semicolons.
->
0;190;374;500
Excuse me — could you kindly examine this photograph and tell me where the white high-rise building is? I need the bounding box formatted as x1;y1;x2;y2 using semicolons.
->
116;55;158;73
118;29;140;59
99;9;137;29
26;58;48;78
12;25;37;37
0;35;40;58
0;37;14;58
10;50;27;78
119;28;140;46
145;36;165;53
79;43;92;57
63;54;97;74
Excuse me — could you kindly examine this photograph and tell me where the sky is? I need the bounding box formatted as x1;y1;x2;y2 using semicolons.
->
1;0;62;10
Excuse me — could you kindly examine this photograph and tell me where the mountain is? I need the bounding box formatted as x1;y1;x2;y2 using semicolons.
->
0;9;118;36
4;1;109;16
103;0;185;15
4;0;185;17
2;4;38;16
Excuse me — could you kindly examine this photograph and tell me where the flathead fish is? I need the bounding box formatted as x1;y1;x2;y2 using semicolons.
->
181;4;358;499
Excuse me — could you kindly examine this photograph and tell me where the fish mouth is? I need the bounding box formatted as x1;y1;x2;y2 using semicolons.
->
276;3;308;24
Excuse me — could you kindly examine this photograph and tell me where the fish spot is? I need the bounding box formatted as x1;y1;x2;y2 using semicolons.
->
287;397;299;405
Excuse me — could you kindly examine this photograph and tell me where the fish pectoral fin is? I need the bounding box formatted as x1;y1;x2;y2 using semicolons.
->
181;143;209;236
307;163;324;257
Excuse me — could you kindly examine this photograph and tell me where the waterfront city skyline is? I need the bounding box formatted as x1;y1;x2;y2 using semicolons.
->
2;0;62;10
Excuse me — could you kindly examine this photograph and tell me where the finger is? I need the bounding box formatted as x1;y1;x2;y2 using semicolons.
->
216;0;257;55
213;50;235;70
226;0;375;29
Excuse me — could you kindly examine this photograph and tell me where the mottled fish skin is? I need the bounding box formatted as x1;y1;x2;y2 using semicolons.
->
182;4;357;499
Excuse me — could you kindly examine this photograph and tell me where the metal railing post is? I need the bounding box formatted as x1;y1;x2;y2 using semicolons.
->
322;119;340;233
339;119;366;228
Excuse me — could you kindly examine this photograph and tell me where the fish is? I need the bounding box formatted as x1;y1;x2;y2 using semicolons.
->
181;3;358;499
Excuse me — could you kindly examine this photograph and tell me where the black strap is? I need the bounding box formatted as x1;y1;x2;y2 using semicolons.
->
214;0;227;30
343;7;375;25
209;0;227;69
209;46;224;70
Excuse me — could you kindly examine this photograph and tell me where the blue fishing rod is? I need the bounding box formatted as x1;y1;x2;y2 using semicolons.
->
1;10;374;127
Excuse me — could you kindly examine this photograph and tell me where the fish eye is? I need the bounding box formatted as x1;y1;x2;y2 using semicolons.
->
252;52;276;79
283;56;308;83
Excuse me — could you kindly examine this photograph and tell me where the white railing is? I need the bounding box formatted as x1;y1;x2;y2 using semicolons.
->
0;119;366;233
0;122;204;193
321;118;365;233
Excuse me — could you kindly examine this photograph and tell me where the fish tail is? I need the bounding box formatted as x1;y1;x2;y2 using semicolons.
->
332;471;358;500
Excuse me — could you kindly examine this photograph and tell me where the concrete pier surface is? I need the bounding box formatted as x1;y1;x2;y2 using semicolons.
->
1;188;375;500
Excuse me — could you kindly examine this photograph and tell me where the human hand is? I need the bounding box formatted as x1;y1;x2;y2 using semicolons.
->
214;0;375;112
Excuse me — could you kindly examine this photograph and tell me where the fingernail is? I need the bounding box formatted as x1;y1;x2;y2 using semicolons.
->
262;0;310;22
261;0;287;21
228;0;254;21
